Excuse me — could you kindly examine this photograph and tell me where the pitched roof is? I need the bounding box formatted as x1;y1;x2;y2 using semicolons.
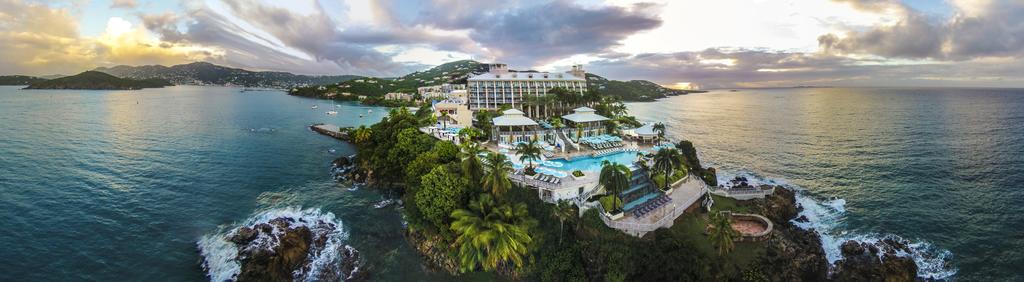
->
493;109;538;126
562;107;609;123
635;123;658;136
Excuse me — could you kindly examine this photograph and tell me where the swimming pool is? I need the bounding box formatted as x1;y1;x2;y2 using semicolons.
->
547;151;638;172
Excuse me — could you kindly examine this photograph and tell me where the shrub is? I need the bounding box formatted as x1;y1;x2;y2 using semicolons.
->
572;170;585;177
599;195;623;213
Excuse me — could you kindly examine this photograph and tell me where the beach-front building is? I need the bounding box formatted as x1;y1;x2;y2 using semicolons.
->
630;123;660;143
433;98;472;127
417;84;466;101
383;92;413;101
467;64;587;116
562;107;609;140
491;109;545;144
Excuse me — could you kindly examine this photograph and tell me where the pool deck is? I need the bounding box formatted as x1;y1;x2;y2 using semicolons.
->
600;175;708;237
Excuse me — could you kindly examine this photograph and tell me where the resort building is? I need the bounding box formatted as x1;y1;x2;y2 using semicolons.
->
628;123;660;143
491;109;545;144
384;92;413;101
562;107;609;140
417;84;467;101
433;98;472;127
467;64;588;115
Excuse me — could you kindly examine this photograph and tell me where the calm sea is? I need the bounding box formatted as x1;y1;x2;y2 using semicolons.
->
628;87;1024;281
0;86;1019;281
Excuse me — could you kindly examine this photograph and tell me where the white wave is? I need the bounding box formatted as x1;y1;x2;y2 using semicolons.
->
196;207;351;282
715;170;957;280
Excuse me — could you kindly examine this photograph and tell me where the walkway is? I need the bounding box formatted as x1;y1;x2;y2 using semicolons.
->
600;175;707;237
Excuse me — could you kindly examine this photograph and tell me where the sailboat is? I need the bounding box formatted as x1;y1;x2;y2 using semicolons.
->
311;105;318;109
326;110;338;115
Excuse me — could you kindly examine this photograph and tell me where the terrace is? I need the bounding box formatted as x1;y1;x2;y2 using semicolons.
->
599;174;709;237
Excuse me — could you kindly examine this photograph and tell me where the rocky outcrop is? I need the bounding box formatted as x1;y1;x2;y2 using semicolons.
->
225;217;365;281
760;224;829;281
832;239;918;282
405;229;459;274
748;185;799;224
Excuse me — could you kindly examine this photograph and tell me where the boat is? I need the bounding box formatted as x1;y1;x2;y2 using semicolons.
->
368;109;373;113
359;114;364;118
326;111;338;115
311;105;318;109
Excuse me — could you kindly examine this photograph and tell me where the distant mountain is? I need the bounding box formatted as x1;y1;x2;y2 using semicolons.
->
24;71;172;90
289;59;690;102
0;75;47;85
585;74;696;101
94;62;360;88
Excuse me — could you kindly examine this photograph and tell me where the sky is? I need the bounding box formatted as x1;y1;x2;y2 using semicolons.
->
1;0;1022;88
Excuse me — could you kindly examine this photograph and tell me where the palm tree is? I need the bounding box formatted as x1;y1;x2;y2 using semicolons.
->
482;152;513;197
440;111;450;129
708;212;738;255
450;194;537;272
599;160;632;213
352;125;372;145
515;139;542;171
552;200;576;244
458;127;480;143
652;148;682;191
653;122;666;145
575;123;584;143
461;142;485;187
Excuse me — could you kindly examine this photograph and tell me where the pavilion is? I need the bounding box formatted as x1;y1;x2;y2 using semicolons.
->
562;107;609;140
491;109;544;144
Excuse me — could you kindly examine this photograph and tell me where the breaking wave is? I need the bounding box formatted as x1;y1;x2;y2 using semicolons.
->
196;207;354;281
716;170;957;280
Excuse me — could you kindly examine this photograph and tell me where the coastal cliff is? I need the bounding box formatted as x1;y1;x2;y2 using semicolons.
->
24;71;172;90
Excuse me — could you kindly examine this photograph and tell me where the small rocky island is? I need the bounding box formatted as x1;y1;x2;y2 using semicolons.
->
23;71;172;90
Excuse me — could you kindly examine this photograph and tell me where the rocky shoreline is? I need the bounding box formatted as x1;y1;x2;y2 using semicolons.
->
743;185;920;281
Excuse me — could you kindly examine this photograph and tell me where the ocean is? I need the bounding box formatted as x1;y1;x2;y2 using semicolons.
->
0;85;1019;281
627;87;1024;281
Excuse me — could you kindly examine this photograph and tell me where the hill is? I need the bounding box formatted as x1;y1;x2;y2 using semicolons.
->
94;62;360;88
0;75;47;85
586;74;697;101
288;60;688;103
24;71;173;90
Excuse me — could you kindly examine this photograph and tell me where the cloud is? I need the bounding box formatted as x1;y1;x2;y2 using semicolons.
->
818;0;1024;60
111;0;137;9
0;0;218;75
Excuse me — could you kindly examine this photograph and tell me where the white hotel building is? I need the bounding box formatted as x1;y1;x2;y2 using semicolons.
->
467;64;587;114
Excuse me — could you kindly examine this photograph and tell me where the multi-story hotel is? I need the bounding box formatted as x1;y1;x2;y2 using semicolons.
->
467;64;587;114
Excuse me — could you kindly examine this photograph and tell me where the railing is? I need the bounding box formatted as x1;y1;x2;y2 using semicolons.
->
599;177;708;234
510;174;560;190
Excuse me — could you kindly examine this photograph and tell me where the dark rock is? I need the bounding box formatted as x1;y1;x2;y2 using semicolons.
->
230;227;258;245
832;240;918;282
759;225;829;281
795;215;809;223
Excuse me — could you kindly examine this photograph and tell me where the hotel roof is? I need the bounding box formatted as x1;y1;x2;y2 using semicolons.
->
492;109;539;126
635;123;658;136
468;72;585;82
562;107;609;123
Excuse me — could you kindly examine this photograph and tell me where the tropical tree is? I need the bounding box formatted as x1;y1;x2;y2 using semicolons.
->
415;166;469;230
552;200;576;244
450;194;537;272
458;127;481;143
575;123;584;143
653;123;666;145
708;212;738;255
482;152;513;197
599;160;632;213
440;111;450;129
515;139;542;171
652;148;683;191
461;142;485;187
352;125;372;145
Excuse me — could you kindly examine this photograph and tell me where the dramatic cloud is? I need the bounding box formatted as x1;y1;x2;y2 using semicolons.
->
819;0;1024;60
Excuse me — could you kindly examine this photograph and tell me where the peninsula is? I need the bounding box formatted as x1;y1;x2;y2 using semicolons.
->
23;71;172;90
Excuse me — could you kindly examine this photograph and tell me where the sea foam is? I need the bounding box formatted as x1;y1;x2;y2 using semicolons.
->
715;170;957;280
196;207;352;282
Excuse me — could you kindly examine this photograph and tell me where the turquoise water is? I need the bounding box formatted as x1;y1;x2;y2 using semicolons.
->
0;86;481;281
628;88;1024;281
549;151;638;172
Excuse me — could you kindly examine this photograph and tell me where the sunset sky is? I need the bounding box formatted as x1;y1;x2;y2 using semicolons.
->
1;0;1022;88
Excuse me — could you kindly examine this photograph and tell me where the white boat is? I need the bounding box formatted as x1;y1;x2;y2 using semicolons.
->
326;111;338;115
368;109;373;113
311;105;318;109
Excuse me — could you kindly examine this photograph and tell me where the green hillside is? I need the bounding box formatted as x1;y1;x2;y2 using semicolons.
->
24;71;172;90
586;74;692;101
0;75;47;85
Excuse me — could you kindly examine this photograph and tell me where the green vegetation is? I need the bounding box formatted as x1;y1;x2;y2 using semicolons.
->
481;153;513;196
652;148;683;190
450;194;537;272
94;61;358;88
709;212;740;255
585;73;695;102
515;139;543;173
0;75;46;85
24;71;172;90
675;140;719;186
599;160;631;214
289;60;485;104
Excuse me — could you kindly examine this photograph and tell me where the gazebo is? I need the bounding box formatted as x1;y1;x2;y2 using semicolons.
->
491;109;542;144
562;107;609;140
633;123;658;143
